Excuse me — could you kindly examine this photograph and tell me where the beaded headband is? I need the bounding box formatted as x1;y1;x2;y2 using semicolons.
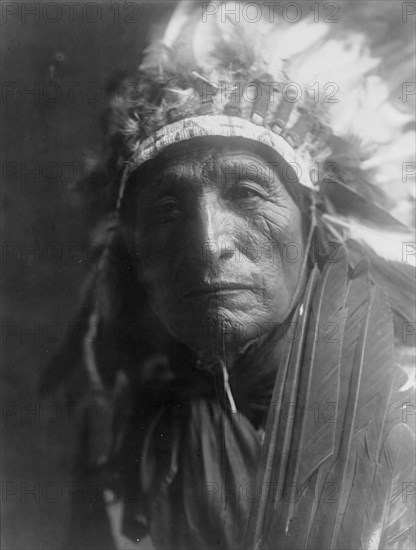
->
117;110;318;208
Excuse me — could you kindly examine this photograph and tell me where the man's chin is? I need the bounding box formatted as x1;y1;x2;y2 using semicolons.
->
169;307;268;354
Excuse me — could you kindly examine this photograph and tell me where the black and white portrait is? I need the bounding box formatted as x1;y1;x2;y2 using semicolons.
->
2;1;415;549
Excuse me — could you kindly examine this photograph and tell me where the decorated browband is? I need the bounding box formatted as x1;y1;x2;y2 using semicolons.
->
114;69;331;206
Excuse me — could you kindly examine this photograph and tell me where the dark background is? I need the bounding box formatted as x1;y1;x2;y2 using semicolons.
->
1;1;414;549
2;2;176;548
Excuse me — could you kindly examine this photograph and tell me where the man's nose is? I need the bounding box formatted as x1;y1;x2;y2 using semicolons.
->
193;195;236;266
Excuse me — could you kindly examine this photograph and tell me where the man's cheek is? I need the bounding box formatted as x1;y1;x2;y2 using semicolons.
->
139;256;169;291
249;212;291;254
236;220;274;263
252;265;278;298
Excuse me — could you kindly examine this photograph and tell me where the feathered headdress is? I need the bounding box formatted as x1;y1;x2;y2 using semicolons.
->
101;2;414;223
100;0;415;327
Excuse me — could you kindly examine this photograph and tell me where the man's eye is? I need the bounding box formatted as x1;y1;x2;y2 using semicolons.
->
226;184;264;202
154;197;182;221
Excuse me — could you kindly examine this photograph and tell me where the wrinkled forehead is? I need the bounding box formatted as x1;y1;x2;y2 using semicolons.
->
120;136;310;224
134;136;285;187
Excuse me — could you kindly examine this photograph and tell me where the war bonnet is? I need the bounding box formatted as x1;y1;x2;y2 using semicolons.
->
104;2;414;211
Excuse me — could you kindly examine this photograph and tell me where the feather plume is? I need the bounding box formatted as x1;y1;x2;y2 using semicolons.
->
258;250;350;549
247;248;411;549
376;424;416;549
333;289;396;548
345;238;415;330
282;250;348;534
309;284;395;549
245;265;321;550
360;411;416;548
321;205;415;337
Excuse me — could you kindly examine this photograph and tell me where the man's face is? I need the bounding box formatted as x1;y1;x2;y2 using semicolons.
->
130;138;306;355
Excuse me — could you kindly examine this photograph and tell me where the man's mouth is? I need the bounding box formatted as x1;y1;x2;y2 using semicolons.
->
183;283;258;298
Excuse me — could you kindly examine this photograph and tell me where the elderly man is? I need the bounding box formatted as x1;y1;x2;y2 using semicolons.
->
42;3;415;549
